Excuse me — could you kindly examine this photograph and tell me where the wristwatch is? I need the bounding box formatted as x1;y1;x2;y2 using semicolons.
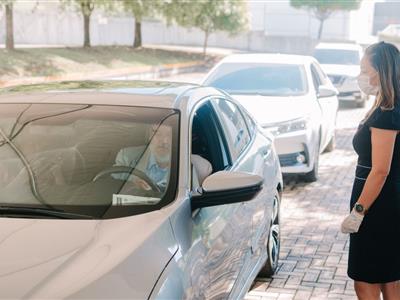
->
355;203;366;215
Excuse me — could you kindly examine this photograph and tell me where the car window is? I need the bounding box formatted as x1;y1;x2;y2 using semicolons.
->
191;101;230;171
212;98;251;162
191;101;232;189
205;63;308;96
241;108;256;138
0;104;179;219
313;63;329;85
313;48;360;65
310;64;322;91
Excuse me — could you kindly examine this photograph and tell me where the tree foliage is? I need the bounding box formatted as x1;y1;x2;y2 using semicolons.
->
290;0;362;39
162;0;248;55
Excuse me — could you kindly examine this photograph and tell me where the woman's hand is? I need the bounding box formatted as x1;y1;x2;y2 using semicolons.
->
341;208;364;234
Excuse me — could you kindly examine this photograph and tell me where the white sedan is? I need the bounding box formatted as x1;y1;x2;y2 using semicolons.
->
313;42;367;107
203;54;339;182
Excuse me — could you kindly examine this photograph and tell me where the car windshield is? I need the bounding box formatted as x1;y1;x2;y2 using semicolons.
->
204;63;308;96
313;49;360;65
0;103;179;219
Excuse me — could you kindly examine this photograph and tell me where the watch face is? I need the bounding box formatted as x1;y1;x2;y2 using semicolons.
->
355;203;364;212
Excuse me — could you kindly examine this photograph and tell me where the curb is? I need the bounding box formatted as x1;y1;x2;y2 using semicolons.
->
107;61;210;80
0;60;211;88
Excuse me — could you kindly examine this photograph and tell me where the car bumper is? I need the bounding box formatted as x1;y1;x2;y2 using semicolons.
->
269;130;316;174
333;81;364;102
337;90;363;102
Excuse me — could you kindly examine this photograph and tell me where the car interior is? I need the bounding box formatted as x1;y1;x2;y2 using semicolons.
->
190;102;231;191
0;102;233;205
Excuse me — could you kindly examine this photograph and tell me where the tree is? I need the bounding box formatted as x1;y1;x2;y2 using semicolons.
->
0;0;15;50
163;0;248;56
118;0;158;48
290;0;362;40
61;0;104;47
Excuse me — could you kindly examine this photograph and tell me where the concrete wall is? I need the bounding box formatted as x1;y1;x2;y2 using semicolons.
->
0;0;373;55
260;1;350;40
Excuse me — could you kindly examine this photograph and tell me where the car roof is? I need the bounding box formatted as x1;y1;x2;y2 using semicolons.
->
218;53;316;65
314;42;362;51
0;80;204;109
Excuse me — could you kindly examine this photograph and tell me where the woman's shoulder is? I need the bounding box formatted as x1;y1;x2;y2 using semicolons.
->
367;105;400;130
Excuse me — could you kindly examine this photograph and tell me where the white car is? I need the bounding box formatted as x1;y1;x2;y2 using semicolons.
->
203;54;339;182
313;42;367;107
378;24;400;50
0;80;282;299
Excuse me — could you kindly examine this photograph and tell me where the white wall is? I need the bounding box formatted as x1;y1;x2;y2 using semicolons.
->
348;0;376;43
261;0;352;40
0;0;375;53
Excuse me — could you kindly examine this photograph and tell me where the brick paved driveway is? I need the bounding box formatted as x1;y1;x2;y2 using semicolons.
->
245;104;370;300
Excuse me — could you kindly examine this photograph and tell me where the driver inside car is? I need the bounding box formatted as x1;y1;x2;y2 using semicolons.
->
113;124;172;192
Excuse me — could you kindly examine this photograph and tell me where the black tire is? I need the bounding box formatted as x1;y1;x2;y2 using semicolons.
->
356;100;366;108
258;191;280;278
302;139;320;183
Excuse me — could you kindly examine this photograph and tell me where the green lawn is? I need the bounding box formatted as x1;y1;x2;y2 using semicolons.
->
0;46;207;81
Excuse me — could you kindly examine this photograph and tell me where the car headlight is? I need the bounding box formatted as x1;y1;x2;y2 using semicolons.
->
262;117;309;136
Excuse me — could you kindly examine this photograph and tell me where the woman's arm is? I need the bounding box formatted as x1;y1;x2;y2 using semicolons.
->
356;127;398;211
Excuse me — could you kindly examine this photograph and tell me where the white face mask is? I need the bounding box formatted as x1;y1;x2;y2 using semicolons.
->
357;74;379;95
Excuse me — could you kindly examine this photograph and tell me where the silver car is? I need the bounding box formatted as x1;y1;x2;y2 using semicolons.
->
0;81;282;299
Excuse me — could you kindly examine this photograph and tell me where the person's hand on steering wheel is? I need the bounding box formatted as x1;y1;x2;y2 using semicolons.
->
129;176;153;191
93;166;161;193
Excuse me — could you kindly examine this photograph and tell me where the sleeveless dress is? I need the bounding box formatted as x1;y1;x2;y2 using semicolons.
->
348;105;400;283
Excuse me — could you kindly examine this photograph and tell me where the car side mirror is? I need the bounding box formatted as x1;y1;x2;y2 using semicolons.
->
318;85;338;98
191;171;263;210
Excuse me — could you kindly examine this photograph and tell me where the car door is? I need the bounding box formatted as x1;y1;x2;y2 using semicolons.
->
210;98;276;293
311;63;338;149
162;100;255;300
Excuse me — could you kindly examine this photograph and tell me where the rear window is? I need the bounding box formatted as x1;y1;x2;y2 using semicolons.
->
313;49;360;65
0;103;179;219
204;63;308;96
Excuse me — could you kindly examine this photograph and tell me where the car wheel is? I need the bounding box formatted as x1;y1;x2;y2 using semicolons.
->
356;100;366;108
303;138;320;182
258;191;280;278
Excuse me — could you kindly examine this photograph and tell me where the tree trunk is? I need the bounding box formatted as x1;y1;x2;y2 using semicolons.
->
83;13;91;48
317;19;325;40
203;30;209;58
133;21;142;48
5;2;14;50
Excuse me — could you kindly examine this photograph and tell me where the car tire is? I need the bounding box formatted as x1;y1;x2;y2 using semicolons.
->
258;191;280;278
302;138;320;182
356;100;366;108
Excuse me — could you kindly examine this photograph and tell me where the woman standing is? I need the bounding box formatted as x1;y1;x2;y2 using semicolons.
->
341;41;400;300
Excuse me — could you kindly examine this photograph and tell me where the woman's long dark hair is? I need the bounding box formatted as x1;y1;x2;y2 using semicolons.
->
365;41;400;112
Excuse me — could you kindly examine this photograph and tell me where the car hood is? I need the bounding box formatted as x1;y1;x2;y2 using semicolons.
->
0;212;177;299
320;64;360;77
232;94;312;125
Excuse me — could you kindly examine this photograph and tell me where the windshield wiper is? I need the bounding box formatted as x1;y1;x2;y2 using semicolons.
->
0;206;94;219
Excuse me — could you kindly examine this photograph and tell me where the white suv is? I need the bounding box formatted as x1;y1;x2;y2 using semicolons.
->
313;42;367;107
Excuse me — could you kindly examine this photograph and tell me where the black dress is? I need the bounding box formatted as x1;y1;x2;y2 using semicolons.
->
348;105;400;283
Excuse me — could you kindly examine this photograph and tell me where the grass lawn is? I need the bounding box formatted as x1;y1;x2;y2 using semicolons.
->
0;46;207;81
